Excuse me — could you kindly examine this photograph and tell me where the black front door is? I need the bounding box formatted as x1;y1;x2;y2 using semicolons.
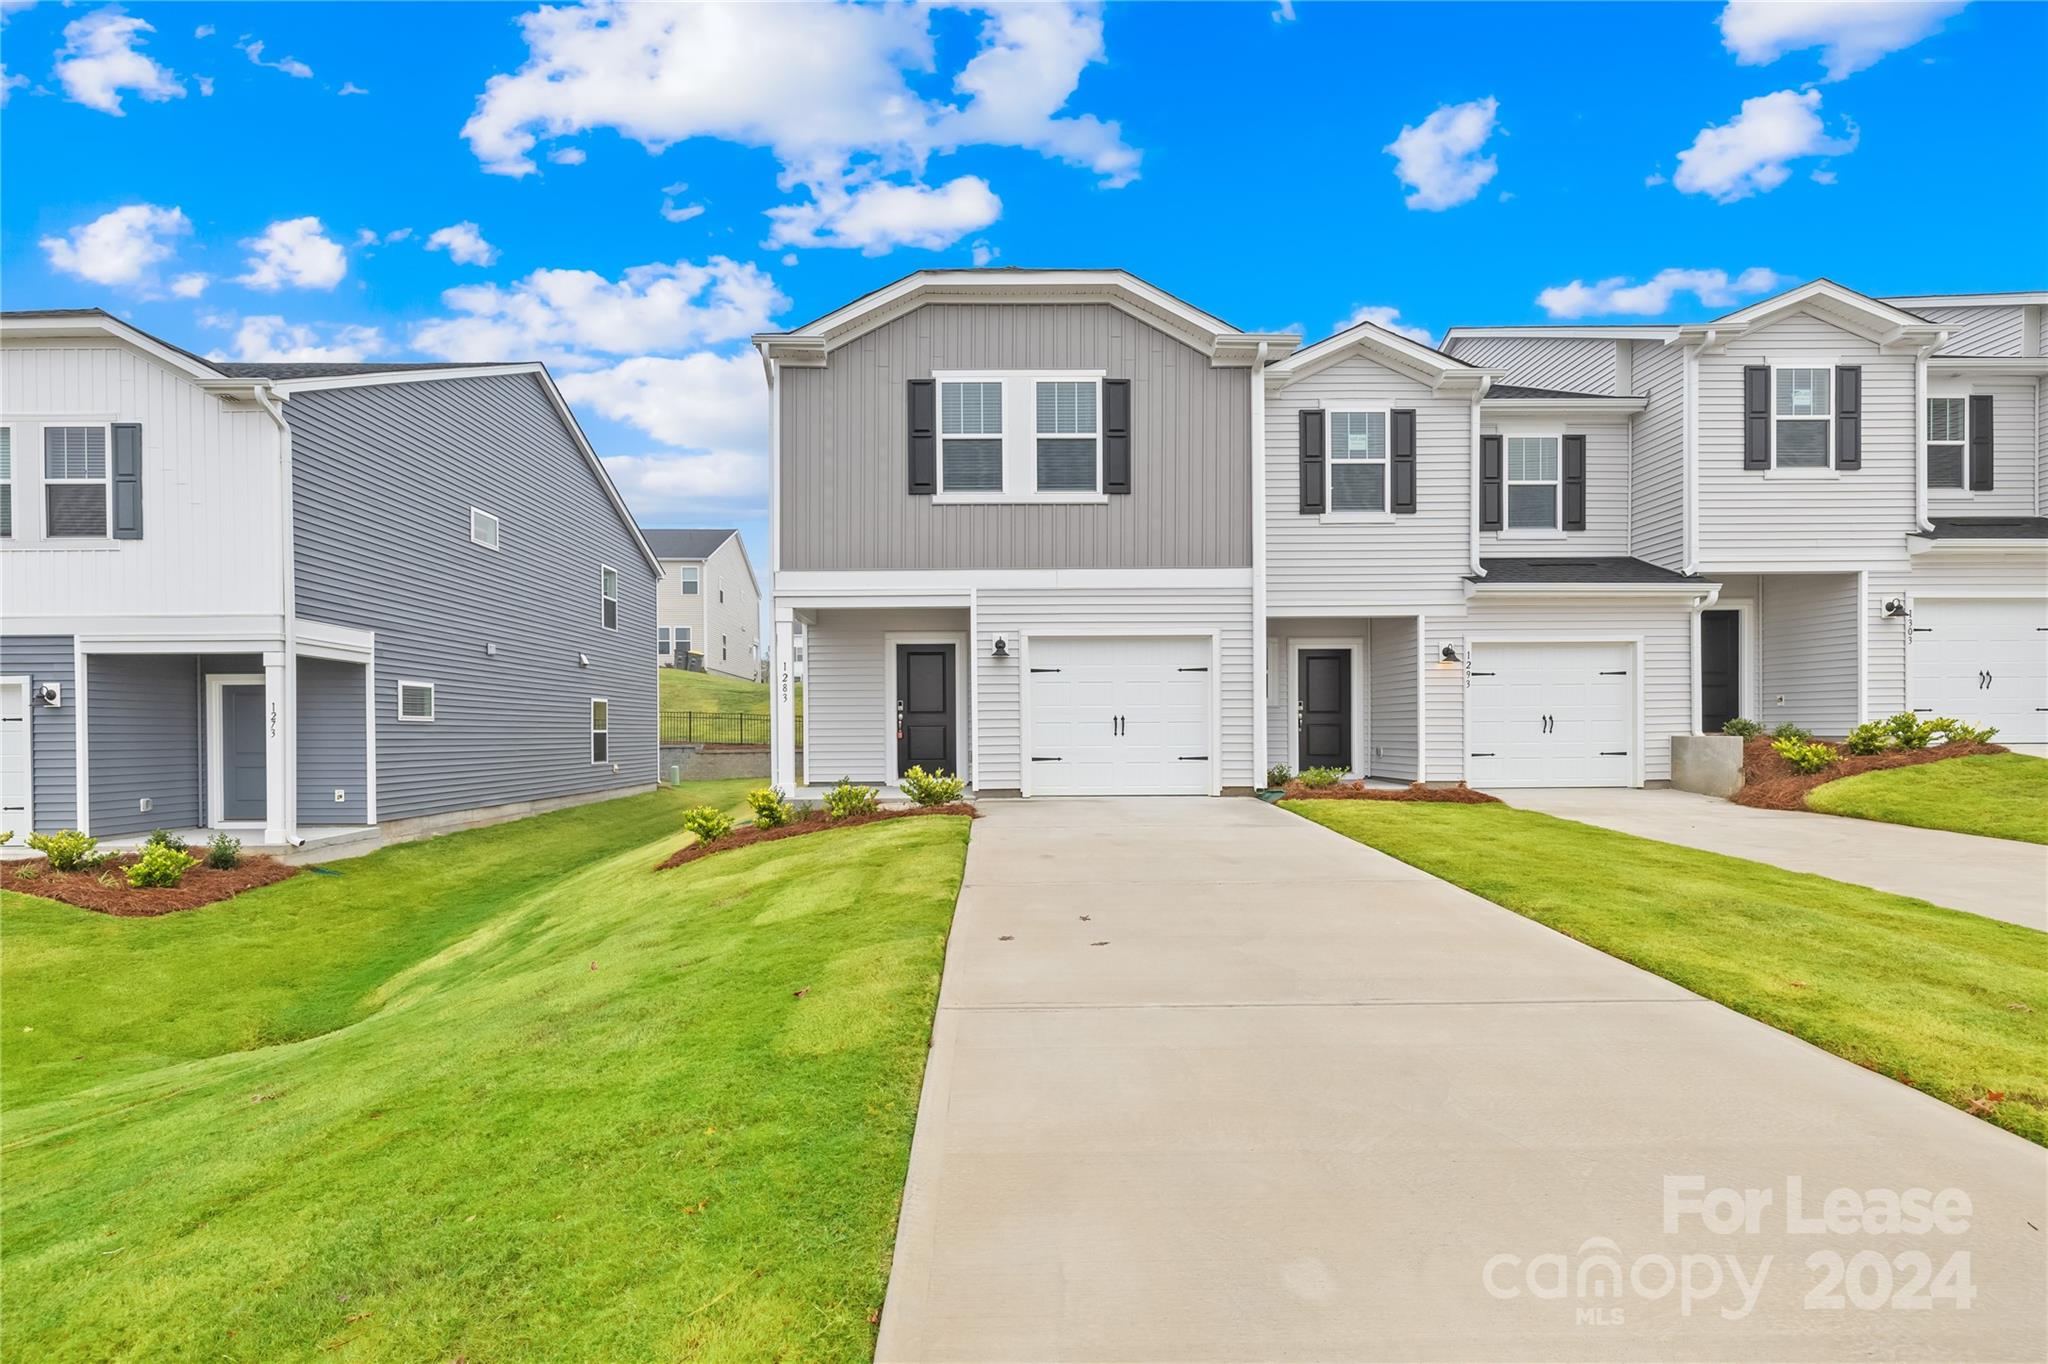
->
1298;649;1351;771
896;644;956;776
1700;610;1741;734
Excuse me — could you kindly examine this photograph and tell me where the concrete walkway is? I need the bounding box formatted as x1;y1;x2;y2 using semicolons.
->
878;798;2046;1363
1510;787;2048;932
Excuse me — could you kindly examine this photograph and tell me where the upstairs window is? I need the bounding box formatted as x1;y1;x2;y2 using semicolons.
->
680;566;699;595
939;380;1004;493
470;507;501;550
600;565;618;629
1506;436;1561;529
1327;410;1387;513
0;427;12;539
1926;396;1967;489
44;424;109;536
1034;380;1100;493
1773;367;1832;469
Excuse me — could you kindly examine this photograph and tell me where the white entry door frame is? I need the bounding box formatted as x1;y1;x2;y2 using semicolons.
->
1;675;31;835
206;672;268;828
1285;636;1367;777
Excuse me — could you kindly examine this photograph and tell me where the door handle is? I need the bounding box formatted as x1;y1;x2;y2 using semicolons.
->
895;699;904;739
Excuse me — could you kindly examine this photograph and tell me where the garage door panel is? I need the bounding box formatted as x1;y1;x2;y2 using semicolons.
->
1469;641;1636;788
1028;636;1212;795
1910;598;2048;743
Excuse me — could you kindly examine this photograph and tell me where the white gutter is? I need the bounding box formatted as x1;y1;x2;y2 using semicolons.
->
1680;331;1711;575
1913;340;1939;533
1469;378;1489;577
1250;340;1269;786
249;382;300;841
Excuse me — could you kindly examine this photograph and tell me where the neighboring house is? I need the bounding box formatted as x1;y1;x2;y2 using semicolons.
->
756;271;2046;798
643;527;761;680
0;309;660;846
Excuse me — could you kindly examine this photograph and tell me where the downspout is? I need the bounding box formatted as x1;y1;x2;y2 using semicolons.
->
1468;378;1488;577
250;383;299;841
1681;330;1712;576
1251;341;1269;786
1912;340;1938;533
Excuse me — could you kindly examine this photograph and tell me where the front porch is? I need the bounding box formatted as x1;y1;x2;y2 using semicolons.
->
1264;615;1425;783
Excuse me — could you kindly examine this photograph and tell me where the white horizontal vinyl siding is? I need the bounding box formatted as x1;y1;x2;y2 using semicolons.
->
1917;305;2025;358
801;608;968;786
1479;416;1630;557
1368;616;1420;780
1628;340;1686;571
1448;337;1619;395
1928;375;2041;517
1867;570;1912;720
1757;573;1861;735
701;536;761;679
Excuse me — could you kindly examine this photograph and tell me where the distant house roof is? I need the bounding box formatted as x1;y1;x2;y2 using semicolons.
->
1915;517;2048;540
1484;383;1608;399
212;360;508;380
1474;557;1712;585
641;528;739;560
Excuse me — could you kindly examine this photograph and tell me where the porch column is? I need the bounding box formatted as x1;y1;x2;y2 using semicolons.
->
262;651;288;846
771;603;798;793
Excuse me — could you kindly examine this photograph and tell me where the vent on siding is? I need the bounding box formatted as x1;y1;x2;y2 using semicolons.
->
398;681;436;721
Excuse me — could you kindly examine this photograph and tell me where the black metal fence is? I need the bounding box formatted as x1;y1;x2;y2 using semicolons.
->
660;709;797;747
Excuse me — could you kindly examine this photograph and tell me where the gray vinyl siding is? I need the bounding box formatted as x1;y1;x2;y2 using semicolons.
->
289;371;657;822
1696;314;1917;569
1628;340;1687;570
1446;337;1619;394
1367;616;1421;781
1267;353;1473;611
298;657;368;825
2;635;75;831
87;654;201;835
1479;414;1631;556
1928;374;2040;517
779;303;1251;571
1758;573;1861;736
801;608;967;785
1916;305;2025;358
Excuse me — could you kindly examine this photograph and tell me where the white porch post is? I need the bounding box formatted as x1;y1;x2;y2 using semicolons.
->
772;603;798;792
262;651;288;846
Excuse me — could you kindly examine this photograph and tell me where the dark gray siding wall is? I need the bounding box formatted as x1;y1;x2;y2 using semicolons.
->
298;657;368;825
288;372;657;822
781;303;1253;570
1;635;76;832
88;654;202;835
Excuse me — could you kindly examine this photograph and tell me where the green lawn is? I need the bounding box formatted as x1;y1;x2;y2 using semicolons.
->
661;667;778;716
1284;800;2048;1145
2;782;970;1361
1805;752;2048;845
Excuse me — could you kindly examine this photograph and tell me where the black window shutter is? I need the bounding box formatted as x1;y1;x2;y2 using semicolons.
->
1742;365;1770;469
1479;434;1503;531
1834;365;1861;470
1389;408;1417;514
1103;378;1132;494
1968;392;1994;490
1561;433;1587;532
111;422;143;539
1298;409;1325;515
907;379;936;495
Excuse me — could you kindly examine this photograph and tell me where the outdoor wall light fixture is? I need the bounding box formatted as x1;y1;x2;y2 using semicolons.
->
1882;597;1908;618
992;636;1009;658
1440;644;1462;664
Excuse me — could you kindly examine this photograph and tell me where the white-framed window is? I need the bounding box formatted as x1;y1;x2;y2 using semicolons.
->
658;626;672;657
600;564;618;629
935;372;1105;501
1505;434;1562;530
0;426;12;539
721;633;728;662
590;697;609;763
676;625;693;658
43;423;111;537
470;507;501;550
1327;410;1387;513
679;566;699;595
717;586;725;603
397;680;436;722
1772;367;1832;470
1927;395;1967;489
939;378;1004;493
1034;378;1100;493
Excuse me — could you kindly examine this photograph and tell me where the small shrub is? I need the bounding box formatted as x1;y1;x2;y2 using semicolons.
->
823;778;880;820
745;786;796;829
0;830;13;847
1941;721;1999;745
1720;717;1763;739
681;805;734;844
1772;735;1838;775
126;842;197;888
1770;722;1813;743
1842;721;1894;756
899;764;965;806
1296;766;1347;790
144;828;187;851
205;831;243;869
1265;764;1294;789
1882;712;1940;750
26;829;102;872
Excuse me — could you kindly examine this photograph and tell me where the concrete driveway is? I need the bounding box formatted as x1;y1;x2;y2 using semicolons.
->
1509;787;2047;932
877;798;2046;1363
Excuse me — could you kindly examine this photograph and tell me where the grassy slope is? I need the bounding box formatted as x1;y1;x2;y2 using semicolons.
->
1285;800;2047;1145
1805;752;2048;845
2;785;970;1362
660;668;775;715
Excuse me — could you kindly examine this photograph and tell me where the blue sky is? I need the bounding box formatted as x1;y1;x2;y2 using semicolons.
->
6;1;2045;581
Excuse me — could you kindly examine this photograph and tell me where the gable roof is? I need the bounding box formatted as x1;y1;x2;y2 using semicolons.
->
641;528;737;560
1266;314;1490;391
1675;278;1941;345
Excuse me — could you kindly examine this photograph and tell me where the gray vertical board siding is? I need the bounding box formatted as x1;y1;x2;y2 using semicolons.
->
779;303;1252;570
1367;616;1421;781
0;635;75;830
1478;415;1630;557
1627;340;1687;570
1928;375;2040;517
1916;306;2025;358
87;653;201;834
297;657;368;824
1758;573;1861;735
288;372;657;822
802;608;968;784
1446;337;1619;395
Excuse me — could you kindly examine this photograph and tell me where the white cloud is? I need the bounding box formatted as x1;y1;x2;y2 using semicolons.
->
208;315;389;363
461;2;1134;252
40;203;191;288
1811;168;1838;185
659;182;705;223
603;449;767;518
780;253;798;267
971;239;998;268
576;352;772;516
766;175;1000;254
55;7;185;114
236;217;348;291
1337;304;1433;345
425;221;500;266
1673;88;1857;202
0;65;25;106
338;81;369;96
195;24;215;39
196;74;214;96
547;146;585;165
1385;97;1499;211
170;272;209;298
236;37;313;79
354;227;411;247
1719;1;1964;81
1643;171;1667;187
412;257;786;365
1535;267;1786;319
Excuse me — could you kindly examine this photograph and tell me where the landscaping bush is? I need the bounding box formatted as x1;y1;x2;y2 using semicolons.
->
1941;720;2000;745
26;830;102;872
745;787;796;829
1771;736;1838;775
1720;717;1763;739
1265;764;1294;789
0;830;12;847
899;764;966;806
1296;766;1347;790
823;778;880;820
1842;721;1895;756
144;828;187;851
126;842;197;889
205;831;243;870
1770;722;1813;742
1882;712;1943;750
680;806;734;844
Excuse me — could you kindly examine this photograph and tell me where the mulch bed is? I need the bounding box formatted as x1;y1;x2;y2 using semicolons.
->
1278;780;1501;805
1730;735;2009;811
1;850;300;916
656;803;979;871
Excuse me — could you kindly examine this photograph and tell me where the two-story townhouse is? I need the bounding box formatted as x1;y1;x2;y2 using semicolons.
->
0;309;660;847
643;527;761;678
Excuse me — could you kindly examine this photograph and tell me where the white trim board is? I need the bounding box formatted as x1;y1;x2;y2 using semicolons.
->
0;675;31;835
880;631;970;784
1285;636;1367;778
206;672;268;828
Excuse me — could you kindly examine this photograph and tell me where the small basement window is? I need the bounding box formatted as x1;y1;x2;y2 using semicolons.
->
600;565;618;629
44;424;110;536
398;680;436;722
470;507;501;550
1926;396;1966;489
590;697;609;763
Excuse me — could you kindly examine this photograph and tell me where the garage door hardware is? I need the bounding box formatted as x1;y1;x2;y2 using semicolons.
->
1977;671;1994;689
1029;666;1061;673
1469;671;1495;677
1176;666;1208;672
1599;669;1629;676
1177;755;1208;761
1600;751;1630;756
1469;752;1495;757
1030;756;1063;762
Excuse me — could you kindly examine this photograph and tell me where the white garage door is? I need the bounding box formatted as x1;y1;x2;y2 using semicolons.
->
1910;598;2048;744
1468;641;1636;788
1;679;29;832
1026;635;1213;795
